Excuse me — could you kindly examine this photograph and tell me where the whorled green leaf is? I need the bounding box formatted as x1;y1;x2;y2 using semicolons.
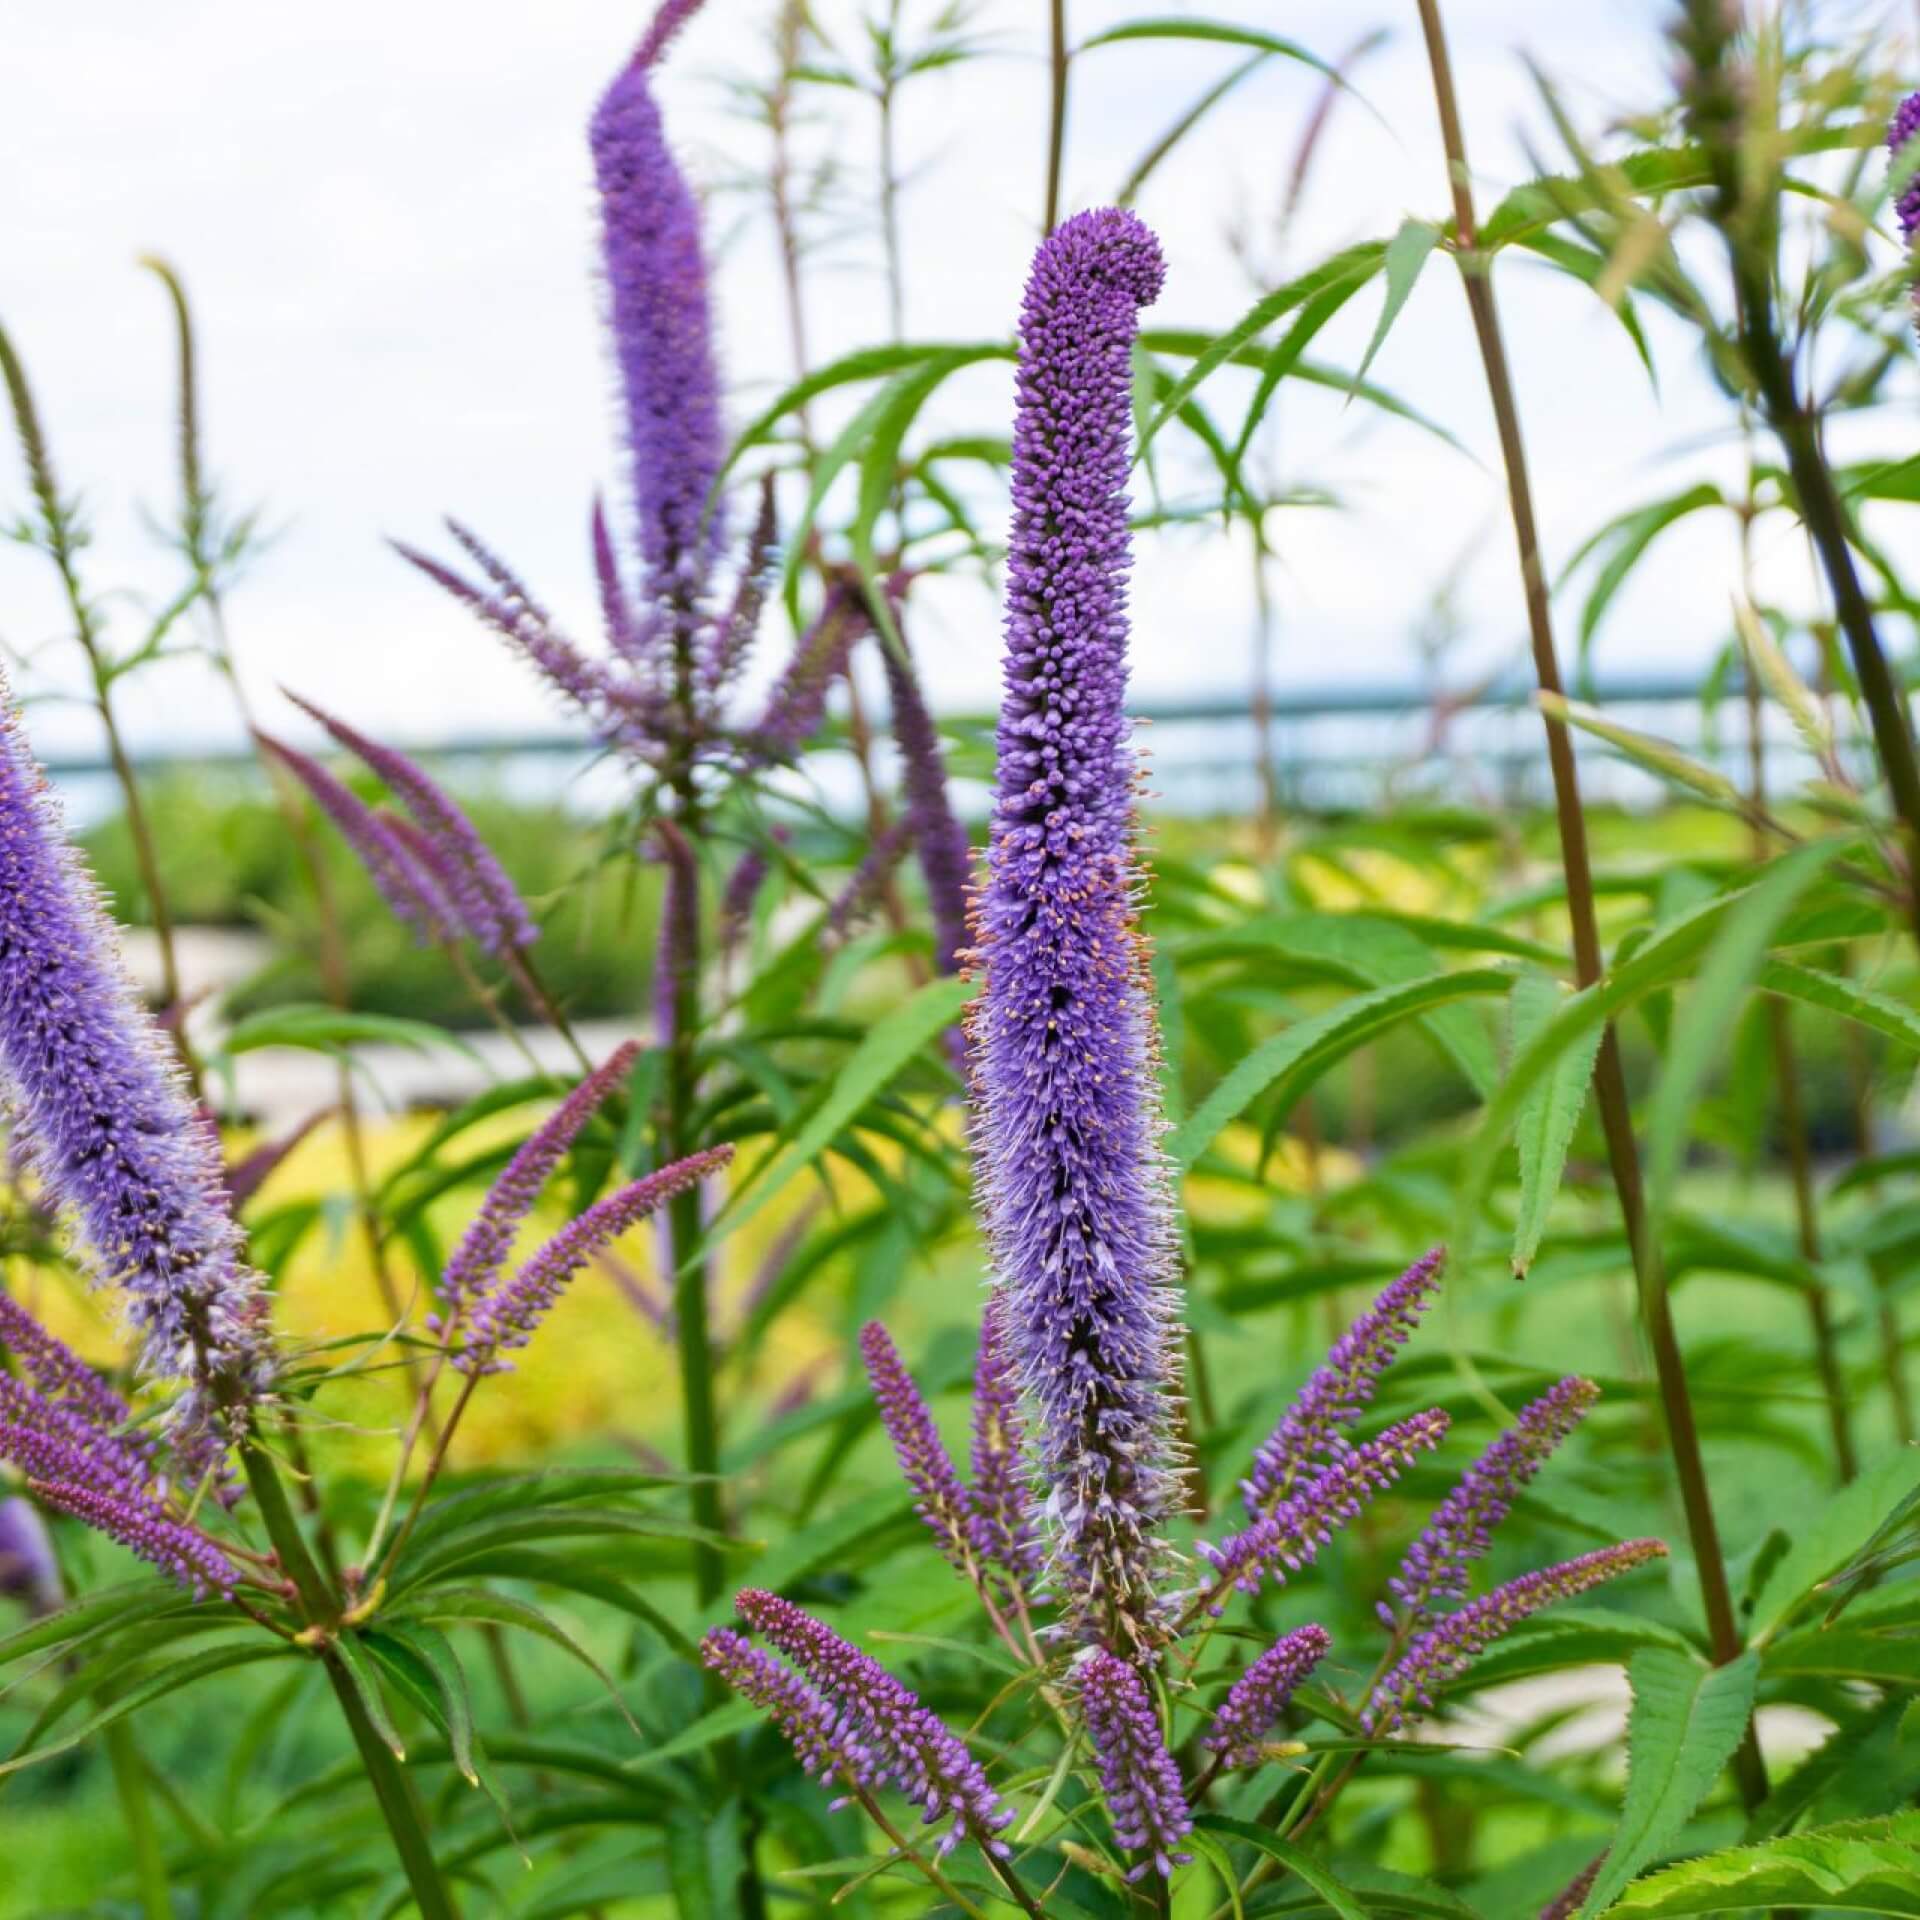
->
1582;1650;1759;1913
1605;1813;1920;1915
1748;1451;1920;1645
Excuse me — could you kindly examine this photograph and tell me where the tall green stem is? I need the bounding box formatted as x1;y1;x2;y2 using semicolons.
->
105;1719;172;1920
1412;0;1765;1809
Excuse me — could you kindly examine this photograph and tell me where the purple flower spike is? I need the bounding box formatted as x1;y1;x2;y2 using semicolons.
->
0;690;269;1428
825;819;912;939
704;476;777;693
860;1321;976;1578
456;1144;733;1373
1203;1624;1331;1769
1199;1409;1450;1610
0;1497;59;1611
591;495;646;663
282;692;538;955
1387;1377;1599;1625
971;209;1176;1652
702;1625;877;1791
745;589;867;766
1539;1856;1603;1920
1079;1650;1193;1880
1890;93;1920;240
592;0;727;608
1364;1540;1669;1732
1242;1249;1444;1517
968;1292;1043;1594
733;1588;1013;1858
0;1292;139;1448
440;1041;643;1316
258;731;460;946
30;1478;237;1598
881;637;972;975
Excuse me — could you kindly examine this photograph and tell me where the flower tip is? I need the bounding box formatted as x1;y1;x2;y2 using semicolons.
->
1043;207;1167;312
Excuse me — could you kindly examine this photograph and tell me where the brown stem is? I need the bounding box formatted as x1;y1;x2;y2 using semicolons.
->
1044;0;1069;234
1414;0;1764;1809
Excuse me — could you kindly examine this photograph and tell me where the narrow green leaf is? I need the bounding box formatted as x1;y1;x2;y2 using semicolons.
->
714;973;971;1240
1508;969;1603;1278
1193;1816;1367;1918
219;1005;480;1063
1749;1451;1920;1645
1537;693;1741;807
378;1624;478;1785
1606;1812;1920;1914
332;1634;406;1759
1077;17;1337;80
409;1588;638;1730
1352;218;1441;394
1583;1650;1759;1913
1169;968;1512;1167
1761;960;1920;1055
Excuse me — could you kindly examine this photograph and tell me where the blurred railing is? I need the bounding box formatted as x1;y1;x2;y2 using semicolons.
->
46;668;1853;822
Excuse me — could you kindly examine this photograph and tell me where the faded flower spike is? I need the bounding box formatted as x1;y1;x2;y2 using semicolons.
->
860;1321;976;1578
438;1041;642;1317
0;688;269;1427
1199;1409;1451;1610
1365;1540;1669;1731
970;207;1176;1652
731;1588;1013;1857
457;1144;733;1373
1079;1650;1193;1879
1387;1376;1599;1625
282;692;538;955
1203;1623;1332;1770
1242;1249;1443;1516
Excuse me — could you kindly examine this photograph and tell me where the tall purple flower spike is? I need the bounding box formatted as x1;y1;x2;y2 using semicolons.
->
881;634;971;975
1199;1409;1450;1610
969;208;1175;1654
1079;1650;1193;1879
968;1292;1043;1593
592;0;727;612
1387;1375;1599;1625
257;731;460;946
457;1143;732;1374
860;1321;975;1577
281;691;538;955
730;1588;1013;1858
1242;1249;1443;1517
1364;1540;1668;1732
0;687;269;1438
1203;1623;1331;1769
439;1041;642;1316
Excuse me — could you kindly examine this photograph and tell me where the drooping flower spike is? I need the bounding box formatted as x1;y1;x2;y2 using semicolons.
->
280;691;538;955
969;206;1177;1654
1203;1623;1332;1770
456;1144;733;1374
860;1320;975;1578
1365;1540;1669;1732
0;686;269;1439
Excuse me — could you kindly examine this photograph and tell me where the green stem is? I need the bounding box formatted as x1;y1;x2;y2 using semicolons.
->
1412;0;1765;1811
105;1719;172;1920
242;1436;461;1920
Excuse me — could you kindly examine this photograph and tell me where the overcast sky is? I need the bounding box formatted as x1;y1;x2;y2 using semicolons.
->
1;0;1913;761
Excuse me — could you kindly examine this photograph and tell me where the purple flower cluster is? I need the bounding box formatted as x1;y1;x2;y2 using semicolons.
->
439;1042;642;1315
457;1144;733;1374
1387;1376;1598;1624
1365;1540;1669;1731
1890;92;1920;240
721;1589;1013;1858
1200;1409;1450;1610
968;207;1176;1652
825;820;912;940
281;692;537;955
1079;1650;1193;1879
0;687;268;1428
401;4;865;781
1203;1624;1331;1769
702;1625;875;1791
0;1301;236;1596
1241;1250;1443;1515
0;1496;57;1610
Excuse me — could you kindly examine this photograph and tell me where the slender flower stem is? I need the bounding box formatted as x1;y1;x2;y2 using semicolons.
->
1044;0;1069;234
852;1787;993;1920
104;1719;172;1920
1412;0;1764;1809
